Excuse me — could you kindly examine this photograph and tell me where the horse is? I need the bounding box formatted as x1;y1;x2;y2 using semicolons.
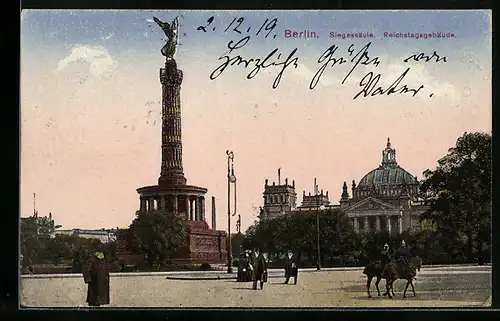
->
382;256;422;299
362;260;394;298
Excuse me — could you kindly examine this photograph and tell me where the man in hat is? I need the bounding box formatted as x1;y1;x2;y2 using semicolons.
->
284;250;299;285
252;248;268;290
83;250;110;307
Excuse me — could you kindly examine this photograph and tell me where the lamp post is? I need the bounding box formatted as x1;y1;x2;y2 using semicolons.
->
226;150;237;273
317;204;326;270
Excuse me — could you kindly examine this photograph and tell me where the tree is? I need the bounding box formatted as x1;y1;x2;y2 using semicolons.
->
419;132;491;263
243;209;359;265
46;234;77;264
20;215;56;266
127;209;187;267
69;236;104;272
228;232;246;258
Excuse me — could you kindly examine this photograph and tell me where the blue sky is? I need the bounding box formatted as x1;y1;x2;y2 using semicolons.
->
22;10;490;56
20;10;491;230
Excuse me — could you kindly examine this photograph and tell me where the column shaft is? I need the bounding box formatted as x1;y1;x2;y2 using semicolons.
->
376;216;381;232
364;216;369;233
192;198;197;220
185;196;190;220
201;198;206;221
173;195;178;213
160;196;166;211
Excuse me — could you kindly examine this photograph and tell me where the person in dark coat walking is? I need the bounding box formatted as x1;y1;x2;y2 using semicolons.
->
83;251;110;307
252;249;268;290
237;250;252;282
284;250;299;285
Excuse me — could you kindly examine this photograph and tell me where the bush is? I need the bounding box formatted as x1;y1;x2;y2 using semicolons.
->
199;263;211;271
232;259;239;267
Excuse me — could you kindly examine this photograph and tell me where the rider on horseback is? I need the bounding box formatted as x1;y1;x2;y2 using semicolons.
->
393;240;413;275
394;240;411;264
380;243;391;268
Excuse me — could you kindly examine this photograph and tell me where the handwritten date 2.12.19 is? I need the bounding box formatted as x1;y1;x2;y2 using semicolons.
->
197;16;279;39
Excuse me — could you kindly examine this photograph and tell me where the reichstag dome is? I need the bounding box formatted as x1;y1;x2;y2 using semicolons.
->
338;138;428;234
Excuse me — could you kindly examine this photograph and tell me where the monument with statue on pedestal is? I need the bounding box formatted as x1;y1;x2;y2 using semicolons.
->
116;17;227;265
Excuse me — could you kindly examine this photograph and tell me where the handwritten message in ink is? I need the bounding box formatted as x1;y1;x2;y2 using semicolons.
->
196;16;449;99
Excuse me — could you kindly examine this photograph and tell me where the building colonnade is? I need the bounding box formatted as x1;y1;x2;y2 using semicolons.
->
140;195;206;221
351;214;403;234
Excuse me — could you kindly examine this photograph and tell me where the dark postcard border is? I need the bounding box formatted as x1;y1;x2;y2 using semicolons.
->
12;309;500;321
20;0;494;10
12;0;498;320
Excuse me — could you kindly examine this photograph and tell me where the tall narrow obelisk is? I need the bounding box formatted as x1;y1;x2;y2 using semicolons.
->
158;59;187;186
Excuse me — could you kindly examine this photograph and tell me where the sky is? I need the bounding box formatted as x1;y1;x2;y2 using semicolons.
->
20;10;491;233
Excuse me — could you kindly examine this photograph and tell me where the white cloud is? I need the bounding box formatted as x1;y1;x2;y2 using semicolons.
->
383;62;458;101
101;32;115;40
292;63;337;87
56;45;118;77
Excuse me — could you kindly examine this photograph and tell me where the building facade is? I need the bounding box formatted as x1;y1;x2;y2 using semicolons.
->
339;138;428;234
259;139;428;234
54;228;116;243
260;176;297;220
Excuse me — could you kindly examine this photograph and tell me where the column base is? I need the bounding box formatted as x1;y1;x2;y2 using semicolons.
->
158;174;187;186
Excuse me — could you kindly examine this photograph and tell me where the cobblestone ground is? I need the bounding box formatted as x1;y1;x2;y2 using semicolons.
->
20;266;491;308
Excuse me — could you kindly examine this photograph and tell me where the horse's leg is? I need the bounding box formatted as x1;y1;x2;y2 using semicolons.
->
375;276;381;296
392;280;395;296
411;281;416;297
366;276;373;298
403;280;410;299
386;279;393;299
382;275;390;296
382;277;390;296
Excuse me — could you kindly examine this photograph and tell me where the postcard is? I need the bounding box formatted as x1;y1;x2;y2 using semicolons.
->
20;10;492;308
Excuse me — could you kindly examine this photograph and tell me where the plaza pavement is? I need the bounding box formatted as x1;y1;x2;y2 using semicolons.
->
20;265;491;308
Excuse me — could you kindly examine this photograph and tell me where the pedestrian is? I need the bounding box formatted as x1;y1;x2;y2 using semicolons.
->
284;250;298;285
252;248;268;290
83;251;110;307
237;251;250;282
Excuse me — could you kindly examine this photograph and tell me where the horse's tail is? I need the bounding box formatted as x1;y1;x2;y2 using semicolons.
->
362;266;368;275
411;256;422;272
